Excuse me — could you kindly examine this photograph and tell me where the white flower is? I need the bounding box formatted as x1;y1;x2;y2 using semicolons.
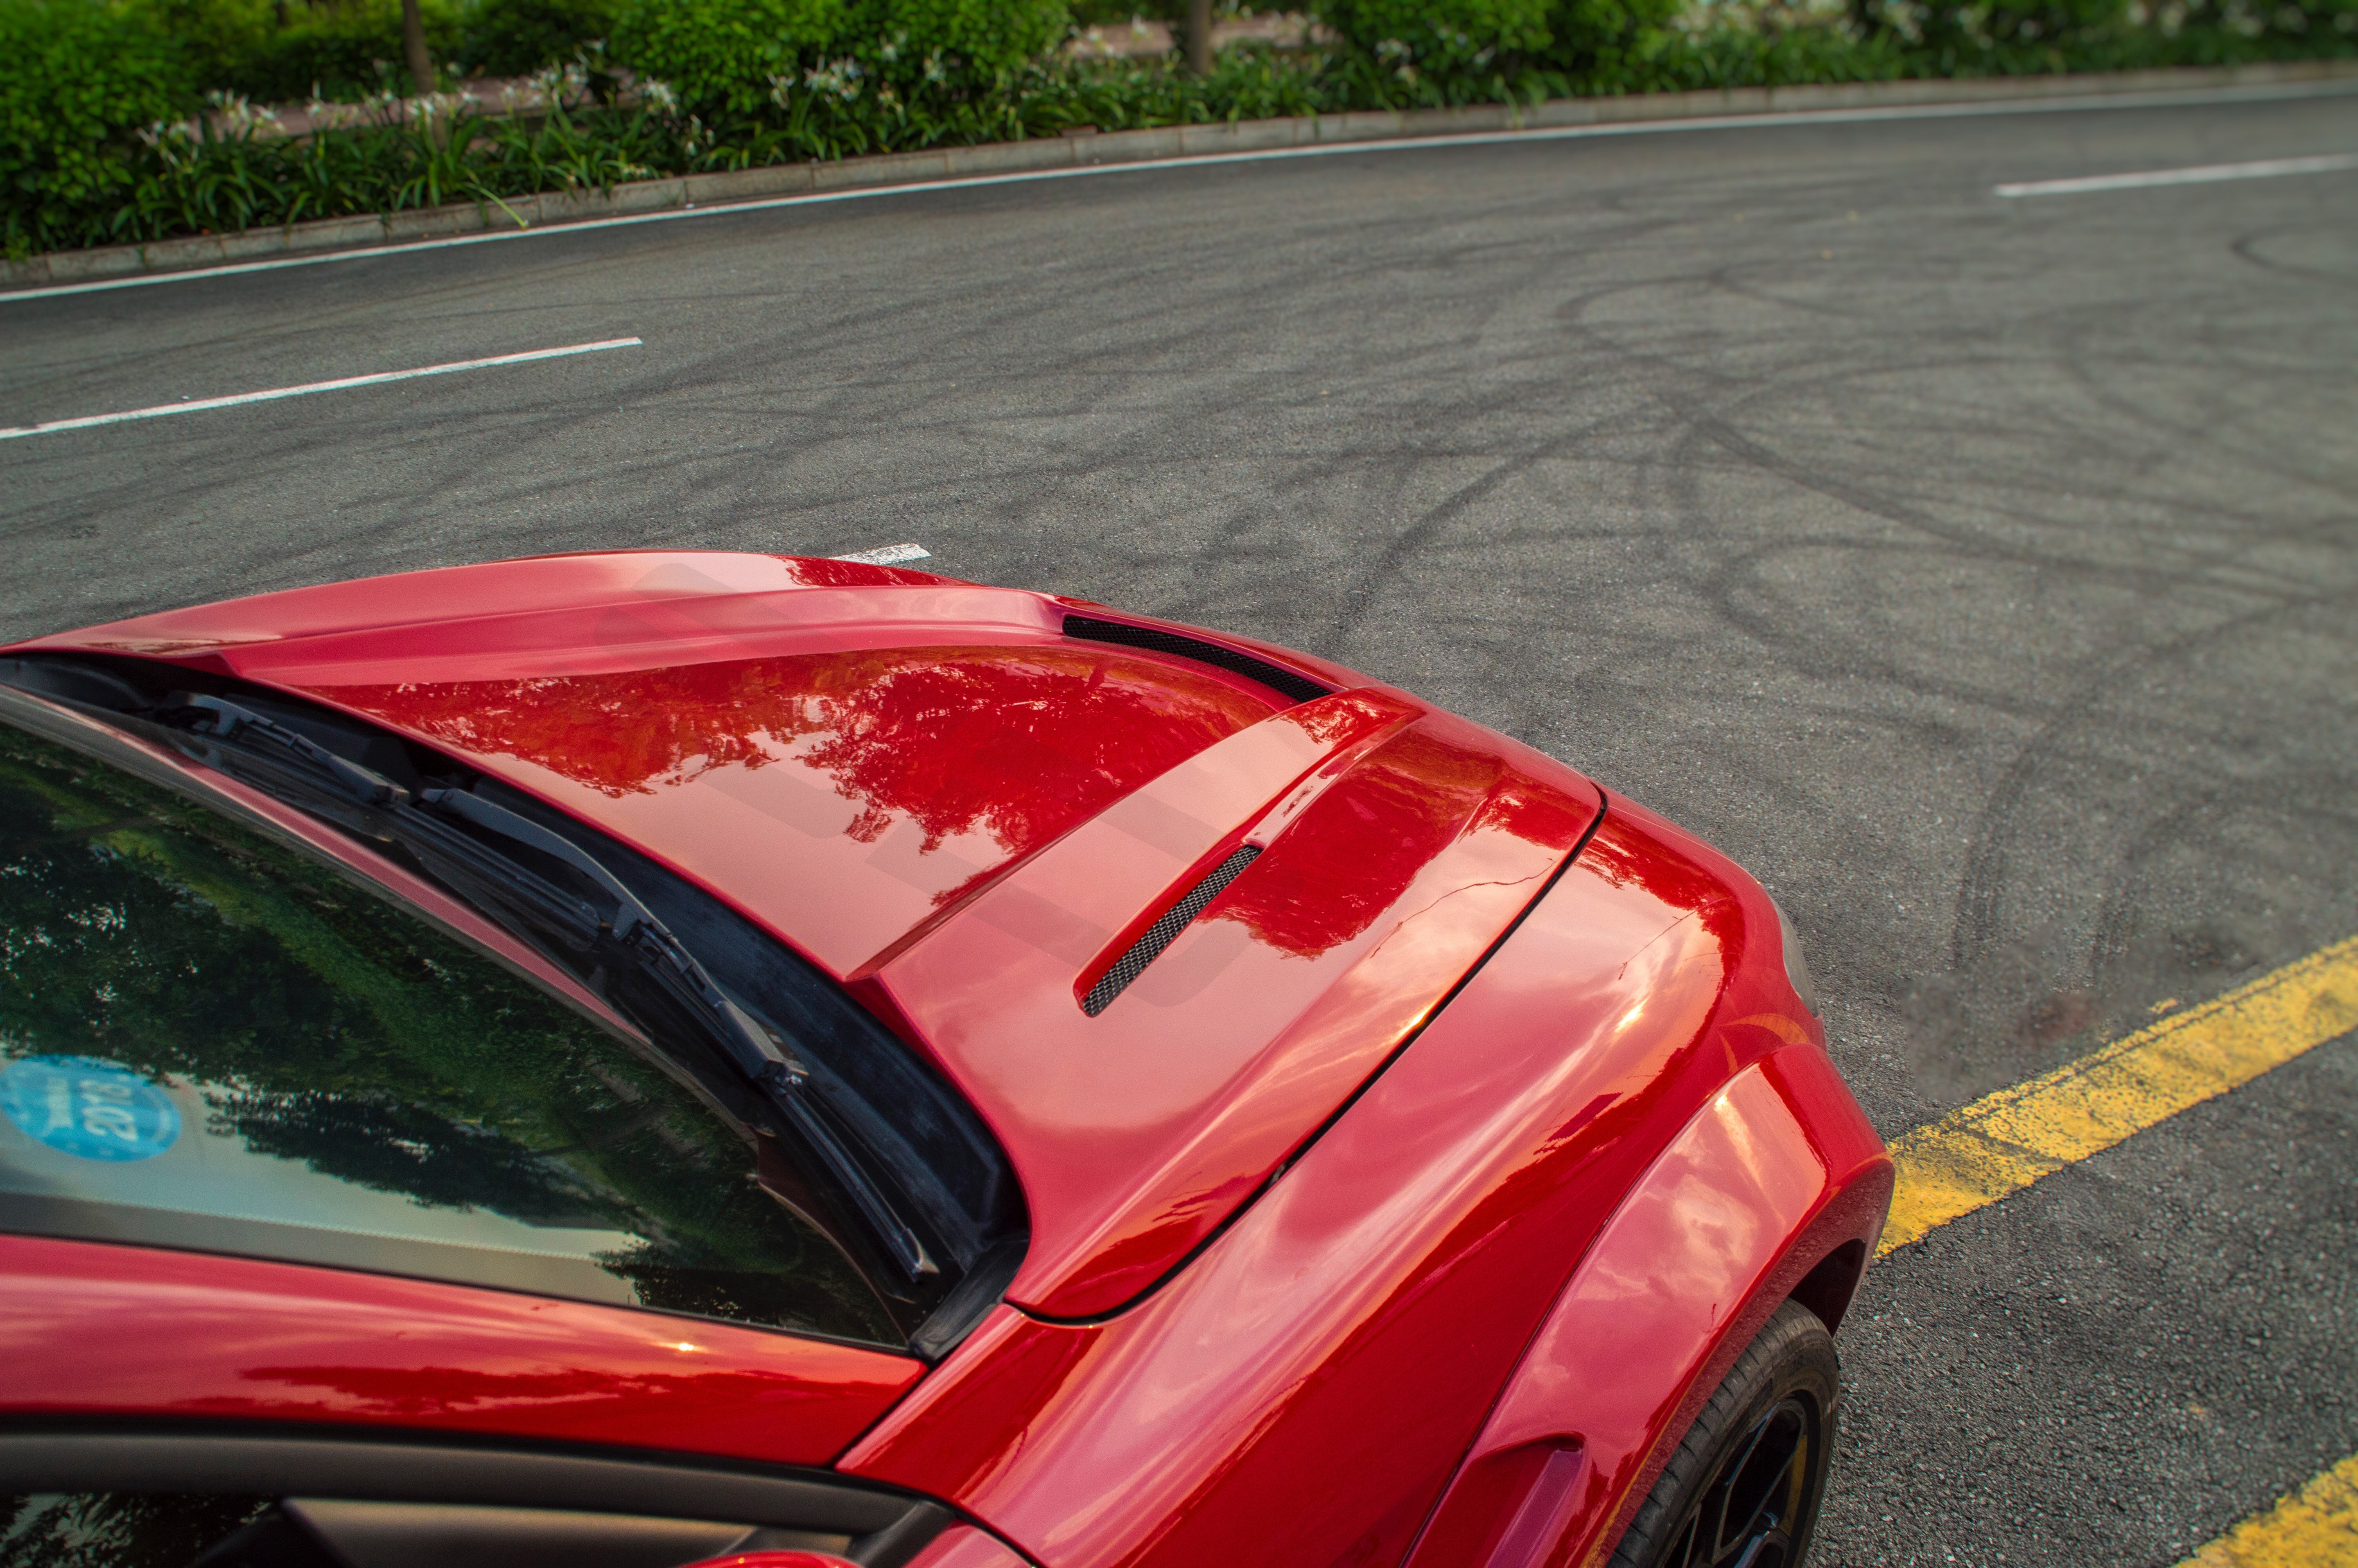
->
804;56;864;100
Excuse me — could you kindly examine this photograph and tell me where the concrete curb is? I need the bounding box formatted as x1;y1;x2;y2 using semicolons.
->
9;58;2357;290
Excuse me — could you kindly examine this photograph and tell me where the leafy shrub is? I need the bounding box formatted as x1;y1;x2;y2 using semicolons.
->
0;0;191;256
258;0;465;98
605;0;1072;115
111;97;671;243
1538;0;1680;76
1871;0;2355;72
1573;18;1906;90
121;0;276;97
461;0;623;75
858;0;1075;80
1067;0;1175;22
1313;0;1555;78
606;0;849;115
124;0;464;102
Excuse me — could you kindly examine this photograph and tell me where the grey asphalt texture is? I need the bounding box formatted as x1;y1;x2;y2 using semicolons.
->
6;84;2357;1568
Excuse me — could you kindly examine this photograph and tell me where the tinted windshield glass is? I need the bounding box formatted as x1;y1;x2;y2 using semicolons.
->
0;716;903;1346
0;1494;279;1568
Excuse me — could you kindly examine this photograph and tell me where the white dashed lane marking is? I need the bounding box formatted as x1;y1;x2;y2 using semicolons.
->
1995;150;2358;196
828;543;933;565
0;338;643;441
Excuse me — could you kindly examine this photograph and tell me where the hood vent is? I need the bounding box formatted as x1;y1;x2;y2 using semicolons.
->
1082;845;1263;1017
1063;615;1330;705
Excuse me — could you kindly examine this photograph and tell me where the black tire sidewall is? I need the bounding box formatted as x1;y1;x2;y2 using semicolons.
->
1611;1300;1843;1568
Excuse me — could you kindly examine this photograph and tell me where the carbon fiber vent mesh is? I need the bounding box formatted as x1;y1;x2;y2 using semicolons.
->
1062;616;1330;705
1081;845;1263;1017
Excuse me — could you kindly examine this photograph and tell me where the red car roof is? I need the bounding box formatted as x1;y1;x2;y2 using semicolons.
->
23;552;1604;1317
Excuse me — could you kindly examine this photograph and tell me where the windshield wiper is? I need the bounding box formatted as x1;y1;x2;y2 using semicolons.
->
156;694;937;1283
419;785;936;1283
163;694;409;808
158;694;612;947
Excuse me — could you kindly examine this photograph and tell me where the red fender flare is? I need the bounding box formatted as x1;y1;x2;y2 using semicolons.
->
1404;1045;1893;1568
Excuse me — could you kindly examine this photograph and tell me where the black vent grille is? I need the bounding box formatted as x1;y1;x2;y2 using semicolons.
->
1063;616;1330;705
1082;845;1263;1017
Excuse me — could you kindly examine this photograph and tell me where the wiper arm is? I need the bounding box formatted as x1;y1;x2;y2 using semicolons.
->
421;787;796;1080
161;694;410;808
155;694;936;1283
418;788;937;1284
158;696;608;947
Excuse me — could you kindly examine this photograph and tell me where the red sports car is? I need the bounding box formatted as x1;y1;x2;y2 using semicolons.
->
0;552;1889;1568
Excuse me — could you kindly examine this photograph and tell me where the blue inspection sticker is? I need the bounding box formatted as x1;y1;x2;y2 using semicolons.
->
0;1055;181;1162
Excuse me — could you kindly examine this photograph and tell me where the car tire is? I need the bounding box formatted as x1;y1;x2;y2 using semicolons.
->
1606;1298;1842;1568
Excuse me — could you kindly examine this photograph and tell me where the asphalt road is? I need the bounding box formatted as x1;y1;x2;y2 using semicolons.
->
6;84;2357;1568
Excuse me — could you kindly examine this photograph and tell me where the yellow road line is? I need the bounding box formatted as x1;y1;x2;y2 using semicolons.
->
2181;1452;2358;1566
1880;935;2358;1256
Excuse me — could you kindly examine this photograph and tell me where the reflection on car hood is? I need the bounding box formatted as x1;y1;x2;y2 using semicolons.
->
23;552;1605;1317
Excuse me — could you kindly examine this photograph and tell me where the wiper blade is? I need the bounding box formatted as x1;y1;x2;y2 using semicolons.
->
418;787;937;1284
156;694;937;1283
161;694;409;809
158;696;608;946
422;788;796;1078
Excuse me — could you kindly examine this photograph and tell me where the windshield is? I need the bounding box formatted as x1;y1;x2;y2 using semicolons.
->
0;667;1023;1353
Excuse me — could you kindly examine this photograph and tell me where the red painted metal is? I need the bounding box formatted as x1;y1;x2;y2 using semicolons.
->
0;1236;922;1466
6;554;1892;1568
19;554;1312;985
678;1556;858;1568
1402;1051;1892;1568
22;554;1603;1323
875;697;1602;1317
841;798;1879;1568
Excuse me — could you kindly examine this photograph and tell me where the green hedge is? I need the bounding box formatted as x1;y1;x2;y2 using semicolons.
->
121;0;468;103
1;0;187;254
463;0;623;75
1312;0;1554;79
608;0;1074;120
4;0;2354;259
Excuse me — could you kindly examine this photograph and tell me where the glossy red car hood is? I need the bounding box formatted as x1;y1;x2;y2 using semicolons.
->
24;552;1604;1318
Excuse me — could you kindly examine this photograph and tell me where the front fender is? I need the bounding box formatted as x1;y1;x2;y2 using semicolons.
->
1403;1045;1892;1568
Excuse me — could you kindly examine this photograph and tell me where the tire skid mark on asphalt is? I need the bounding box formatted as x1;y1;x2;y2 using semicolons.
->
1879;933;2358;1257
2178;1451;2358;1566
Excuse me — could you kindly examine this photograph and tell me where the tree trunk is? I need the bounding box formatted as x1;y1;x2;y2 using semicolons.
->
1184;0;1213;75
400;0;434;98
